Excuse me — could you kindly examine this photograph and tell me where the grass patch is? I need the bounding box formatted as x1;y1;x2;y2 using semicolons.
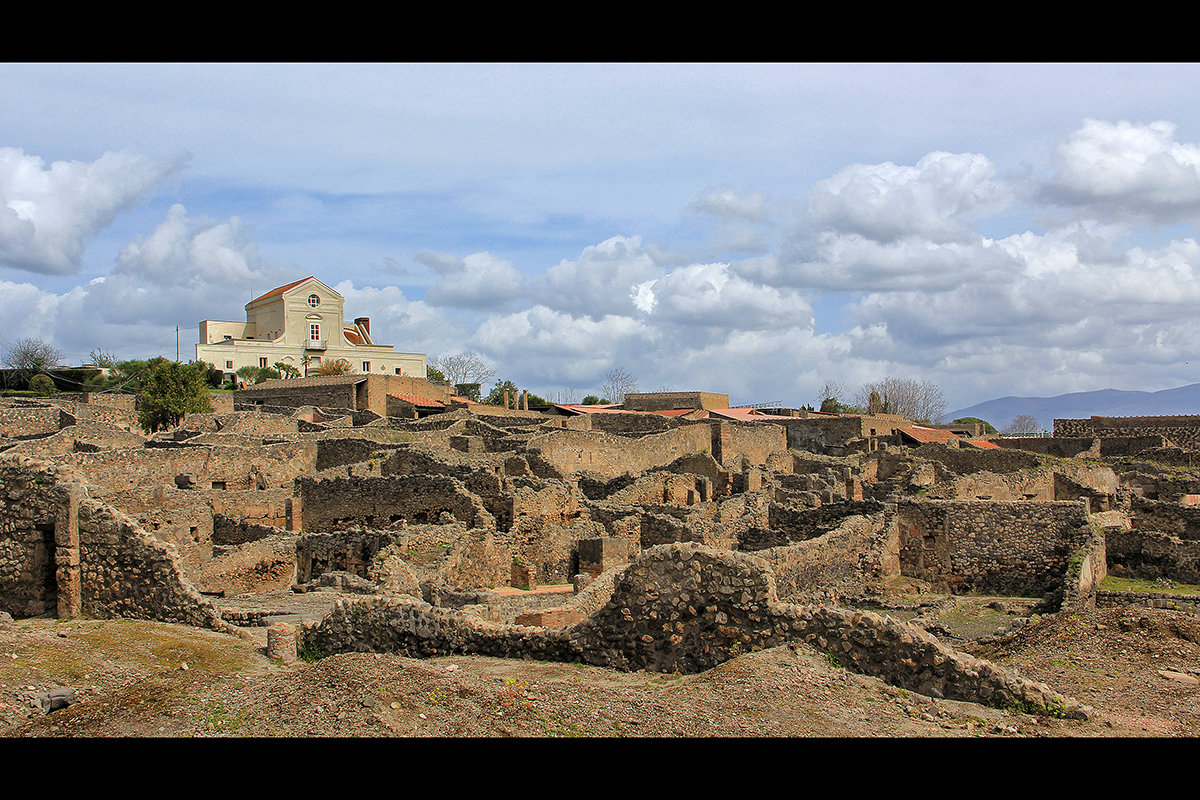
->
1100;575;1200;596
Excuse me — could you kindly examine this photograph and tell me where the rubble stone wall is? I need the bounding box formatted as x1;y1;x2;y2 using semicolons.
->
297;474;495;531
526;425;711;479
895;500;1092;597
59;442;317;494
1055;415;1200;450
297;543;1088;717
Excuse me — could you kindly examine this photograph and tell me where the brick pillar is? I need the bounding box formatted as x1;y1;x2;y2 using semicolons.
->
287;495;303;532
711;421;730;465
54;484;82;619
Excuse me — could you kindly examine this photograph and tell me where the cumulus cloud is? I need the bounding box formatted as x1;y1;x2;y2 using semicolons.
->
631;261;812;330
1041;119;1200;222
538;235;666;316
418;250;524;310
806;151;1011;244
0;147;187;274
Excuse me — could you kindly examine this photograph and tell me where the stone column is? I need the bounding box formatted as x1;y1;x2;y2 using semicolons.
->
54;483;83;619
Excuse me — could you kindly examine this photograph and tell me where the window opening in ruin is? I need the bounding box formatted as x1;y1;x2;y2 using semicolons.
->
395;368;402;375
211;481;226;490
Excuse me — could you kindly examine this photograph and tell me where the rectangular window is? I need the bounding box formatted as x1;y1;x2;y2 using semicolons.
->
394;367;402;375
362;361;371;372
259;357;268;368
225;360;233;369
310;323;320;340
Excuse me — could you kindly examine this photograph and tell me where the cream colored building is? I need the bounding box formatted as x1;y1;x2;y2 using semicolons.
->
196;276;426;379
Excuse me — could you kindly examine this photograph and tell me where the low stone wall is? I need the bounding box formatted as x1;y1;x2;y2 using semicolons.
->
1096;590;1200;614
297;543;1089;717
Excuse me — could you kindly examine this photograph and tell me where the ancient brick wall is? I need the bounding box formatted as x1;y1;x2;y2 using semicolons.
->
0;405;70;438
0;454;225;628
295;542;1088;717
1055;415;1200;450
711;421;787;468
58;442;317;494
297;474;495;531
895;500;1093;597
740;500;886;550
1105;528;1200;585
526;425;711;479
1130;497;1200;541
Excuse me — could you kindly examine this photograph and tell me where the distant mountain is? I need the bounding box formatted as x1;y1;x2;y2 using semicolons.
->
946;383;1200;432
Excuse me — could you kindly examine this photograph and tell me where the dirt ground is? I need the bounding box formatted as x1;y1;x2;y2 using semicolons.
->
2;597;1199;738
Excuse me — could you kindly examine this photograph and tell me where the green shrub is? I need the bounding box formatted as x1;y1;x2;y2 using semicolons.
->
29;374;55;396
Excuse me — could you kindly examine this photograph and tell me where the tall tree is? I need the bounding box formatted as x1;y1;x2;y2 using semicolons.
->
138;358;214;432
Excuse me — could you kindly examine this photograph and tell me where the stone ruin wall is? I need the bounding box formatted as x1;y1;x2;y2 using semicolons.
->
55;441;317;495
0;454;225;629
894;500;1093;598
298;543;1088;718
296;473;495;532
1055;415;1200;450
526;425;712;479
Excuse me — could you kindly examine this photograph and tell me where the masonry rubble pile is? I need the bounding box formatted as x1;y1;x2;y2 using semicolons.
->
5;387;1200;716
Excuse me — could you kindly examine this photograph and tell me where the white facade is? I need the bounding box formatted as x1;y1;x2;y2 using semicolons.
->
195;276;427;379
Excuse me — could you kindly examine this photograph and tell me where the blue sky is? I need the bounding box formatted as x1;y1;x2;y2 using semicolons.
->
3;62;1200;415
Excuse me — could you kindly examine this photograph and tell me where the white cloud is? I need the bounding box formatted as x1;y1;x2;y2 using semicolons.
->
418;250;524;310
806;151;1010;244
538;235;666;316
633;261;812;330
0;147;187;274
1042;119;1200;222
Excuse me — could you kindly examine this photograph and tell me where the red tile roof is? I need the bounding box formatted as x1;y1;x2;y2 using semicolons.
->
344;327;365;345
389;393;445;408
249;276;313;305
708;408;795;421
964;438;1001;449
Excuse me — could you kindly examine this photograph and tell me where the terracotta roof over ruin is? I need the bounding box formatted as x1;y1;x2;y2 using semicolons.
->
389;394;445;408
898;426;962;445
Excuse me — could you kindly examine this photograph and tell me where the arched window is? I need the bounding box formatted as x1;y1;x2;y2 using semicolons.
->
307;294;320;307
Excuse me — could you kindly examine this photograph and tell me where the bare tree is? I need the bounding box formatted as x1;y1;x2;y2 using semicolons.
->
598;367;639;405
1003;415;1044;436
815;378;848;409
854;376;947;424
429;351;496;386
3;337;63;372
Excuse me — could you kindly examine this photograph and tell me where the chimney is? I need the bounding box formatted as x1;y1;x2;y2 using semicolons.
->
354;317;370;334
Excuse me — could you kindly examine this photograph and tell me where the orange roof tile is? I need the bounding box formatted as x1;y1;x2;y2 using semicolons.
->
248;276;314;305
344;327;365;345
389;393;445;408
964;438;1001;449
